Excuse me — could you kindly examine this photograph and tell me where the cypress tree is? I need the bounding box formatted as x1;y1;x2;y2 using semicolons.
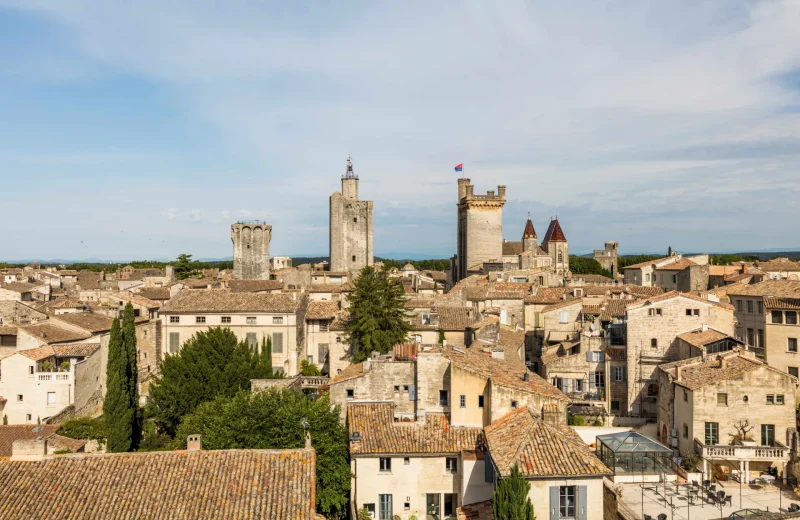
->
103;318;133;452
260;335;273;376
493;464;535;520
121;303;142;449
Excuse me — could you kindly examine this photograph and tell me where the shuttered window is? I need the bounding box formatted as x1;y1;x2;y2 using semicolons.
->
169;332;180;353
272;332;284;353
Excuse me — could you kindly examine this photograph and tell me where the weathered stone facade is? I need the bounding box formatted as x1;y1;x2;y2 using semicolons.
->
231;222;271;280
593;241;619;278
329;158;374;273
454;178;506;282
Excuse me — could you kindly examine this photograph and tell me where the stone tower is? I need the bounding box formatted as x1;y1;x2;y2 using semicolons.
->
522;216;537;253
593;241;619;277
541;218;569;275
231;221;272;280
454;178;506;282
329;157;374;273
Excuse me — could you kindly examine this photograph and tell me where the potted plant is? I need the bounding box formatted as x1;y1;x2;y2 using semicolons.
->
731;420;757;446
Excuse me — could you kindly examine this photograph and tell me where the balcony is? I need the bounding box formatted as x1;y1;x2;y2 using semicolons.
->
36;373;72;383
694;438;790;462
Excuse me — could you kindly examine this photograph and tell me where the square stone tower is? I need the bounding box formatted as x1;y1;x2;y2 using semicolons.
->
593;241;619;277
231;221;272;280
329;157;374;273
454;178;506;282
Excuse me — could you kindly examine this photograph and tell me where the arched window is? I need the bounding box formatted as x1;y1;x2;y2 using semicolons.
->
558;251;563;264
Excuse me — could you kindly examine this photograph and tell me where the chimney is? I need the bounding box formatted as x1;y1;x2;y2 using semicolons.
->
701;324;708;332
497;185;506;199
674;366;681;382
742;264;747;274
523;372;530;382
305;431;312;449
491;348;504;360
187;434;202;451
11;438;46;461
363;358;372;372
719;356;726;369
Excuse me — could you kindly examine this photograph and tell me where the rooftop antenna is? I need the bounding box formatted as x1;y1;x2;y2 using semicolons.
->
343;154;357;179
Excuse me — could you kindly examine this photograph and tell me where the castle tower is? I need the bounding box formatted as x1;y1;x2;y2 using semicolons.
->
541;218;569;275
454;179;506;282
329;156;374;273
231;222;272;280
522;216;537;253
593;241;619;277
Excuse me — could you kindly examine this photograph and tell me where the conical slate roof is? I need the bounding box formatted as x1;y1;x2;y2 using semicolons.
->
522;218;537;239
542;218;567;244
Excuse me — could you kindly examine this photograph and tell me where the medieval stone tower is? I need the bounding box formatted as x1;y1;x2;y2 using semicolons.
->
231;221;271;280
454;178;506;282
594;241;619;277
541;218;569;275
329;157;374;273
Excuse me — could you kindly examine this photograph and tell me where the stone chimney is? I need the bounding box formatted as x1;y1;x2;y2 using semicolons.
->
363;358;372;372
719;356;726;369
497;185;506;199
674;366;682;382
11;438;46;461
305;431;312;449
187;434;202;451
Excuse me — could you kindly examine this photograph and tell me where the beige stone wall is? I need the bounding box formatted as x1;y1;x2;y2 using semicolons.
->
765;318;800;392
415;352;450;416
329;178;374;273
527;477;605;520
329;360;416;420
541;302;583;343
489;383;566;424
450;365;490;427
231;223;271;280
74;344;106;414
0;354;77;424
462;458;493;506
465;206;503;270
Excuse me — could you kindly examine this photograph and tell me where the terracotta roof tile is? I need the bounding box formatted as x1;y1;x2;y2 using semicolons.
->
1;282;37;293
764;296;800;310
328;363;364;385
0;448;321;519
161;290;300;314
541;218;567;248
677;328;739;349
660;352;777;390
18;323;92;345
228;279;283;292
522;218;536;239
348;402;483;455
18;343;100;361
0;425;60;457
627;291;734;311
502;241;523;256
484;407;610;478
458;500;494;520
727;280;800;298
53;313;115;334
600;299;629;321
622;256;673;269
655;257;699;271
138;288;171;300
308;283;353;293
751;259;800;272
306;301;340;320
524;287;569;304
112;292;160;309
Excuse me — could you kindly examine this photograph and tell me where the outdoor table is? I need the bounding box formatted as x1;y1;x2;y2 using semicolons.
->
761;474;776;485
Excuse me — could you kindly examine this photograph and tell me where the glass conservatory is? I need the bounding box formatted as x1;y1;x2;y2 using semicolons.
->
596;431;674;482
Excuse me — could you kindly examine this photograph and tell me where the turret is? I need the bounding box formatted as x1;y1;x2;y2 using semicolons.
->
522;216;537;252
342;155;359;200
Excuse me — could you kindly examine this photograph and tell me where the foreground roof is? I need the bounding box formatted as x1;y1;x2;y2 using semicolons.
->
348;402;483;455
306;301;340;320
228;279;283;293
0;448;321;520
161;289;300;314
484;407;610;478
18;343;100;361
764;296;800;310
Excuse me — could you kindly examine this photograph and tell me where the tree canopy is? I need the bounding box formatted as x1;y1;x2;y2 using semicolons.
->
147;328;277;435
346;266;411;362
102;306;141;452
174;389;350;520
568;256;612;277
173;253;200;280
493;464;536;520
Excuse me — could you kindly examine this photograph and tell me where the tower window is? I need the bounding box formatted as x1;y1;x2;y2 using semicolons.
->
353;217;358;223
352;255;356;262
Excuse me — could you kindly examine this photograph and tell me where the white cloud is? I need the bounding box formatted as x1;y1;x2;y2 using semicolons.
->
163;208;178;220
187;209;202;223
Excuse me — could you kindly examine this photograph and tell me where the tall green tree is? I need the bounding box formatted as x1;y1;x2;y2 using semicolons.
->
493;464;536;520
174;389;350;520
103;318;133;452
568;256;612;278
147;328;278;435
346;266;411;362
121;303;142;448
173;253;198;280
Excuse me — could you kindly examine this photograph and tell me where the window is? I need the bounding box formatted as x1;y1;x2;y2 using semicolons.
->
789;338;798;352
772;310;783;324
28;366;34;375
16;394;23;402
559;486;576;519
352;255;356;262
272;332;284;353
683;424;688;439
404;502;410;511
346;389;354;400
648;308;662;316
273;317;284;324
306;355;313;365
444;494;457;517
246;332;257;347
426;494;440;519
393;385;400;392
788;312;798;325
747;329;755;345
169;316;179;323
379;457;391;472
651;338;658;349
439;390;449;407
318;344;329;364
364;504;375;518
758;301;763;314
353;217;358;223
683;389;688;402
767;395;775;405
645;273;650;282
336;336;341;343
246;317;256;325
747;300;754;313
379;495;392;520
511;399;519;409
705;422;719;445
777;394;785;405
195;316;206;324
459;395;465;408
169;332;180;353
446;457;457;473
590;371;605;388
47;392;56;406
757;329;764;348
25;414;32;423
478;395;484;408
221;316;231;324
610;400;620;412
320;320;329;332
693;309;700;316
789;367;799;378
761;424;775;446
737;300;743;312
717;393;728;406
559;311;569;324
613;366;626;382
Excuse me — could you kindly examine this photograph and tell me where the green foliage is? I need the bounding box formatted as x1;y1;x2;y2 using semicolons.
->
300;359;322;376
174;253;200;280
709;254;761;265
59;417;107;441
122;303;142;448
137;421;172;452
103;317;133;452
680;451;700;471
346;266;411;363
59;361;70;372
568;256;612;278
567;413;586;426
147;328;279;436
438;329;446;344
53;449;72;455
2;415;6;425
357;509;372;520
493;464;536;520
174;389;350;519
40;361;54;372
380;258;450;272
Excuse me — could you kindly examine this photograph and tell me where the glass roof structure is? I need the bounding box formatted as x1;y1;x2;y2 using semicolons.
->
596;431;672;454
596;431;674;480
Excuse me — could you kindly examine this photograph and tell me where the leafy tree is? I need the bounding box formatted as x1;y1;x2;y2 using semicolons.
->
122;303;142;448
346;266;411;362
147;328;278;435
173;253;199;280
259;336;273;375
137;420;172;452
174;389;350;519
300;359;322;376
58;417;107;441
2;415;6;425
568;256;612;277
438;329;446;344
103;318;133;452
493;464;535;520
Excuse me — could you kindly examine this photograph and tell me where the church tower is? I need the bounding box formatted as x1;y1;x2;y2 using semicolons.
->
522;216;537;253
541;218;569;275
329;156;374;273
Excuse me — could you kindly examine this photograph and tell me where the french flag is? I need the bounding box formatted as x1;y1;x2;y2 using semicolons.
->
454;163;463;172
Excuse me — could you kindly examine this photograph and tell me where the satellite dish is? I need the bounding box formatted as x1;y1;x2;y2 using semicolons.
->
589;324;596;332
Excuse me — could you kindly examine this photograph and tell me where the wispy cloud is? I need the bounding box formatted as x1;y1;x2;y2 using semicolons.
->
163;208;179;220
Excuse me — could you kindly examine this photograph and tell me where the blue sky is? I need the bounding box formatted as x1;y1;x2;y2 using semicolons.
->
1;1;799;261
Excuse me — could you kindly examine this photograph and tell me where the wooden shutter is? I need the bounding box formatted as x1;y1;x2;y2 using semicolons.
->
408;384;416;401
549;486;558;520
484;453;493;483
577;485;587;520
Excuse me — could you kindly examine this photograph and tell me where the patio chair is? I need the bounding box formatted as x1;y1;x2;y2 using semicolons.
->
717;490;726;503
706;490;718;504
691;480;699;489
709;484;717;493
657;514;667;520
789;503;800;513
703;479;711;489
644;515;653;520
724;496;732;507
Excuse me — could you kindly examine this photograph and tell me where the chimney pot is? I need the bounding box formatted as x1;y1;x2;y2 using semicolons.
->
719;356;726;369
187;434;202;451
305;431;312;449
675;366;682;381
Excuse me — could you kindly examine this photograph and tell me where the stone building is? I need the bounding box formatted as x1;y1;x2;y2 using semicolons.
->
501;218;554;271
329;157;374;273
231;221;271;280
593;242;619;278
541;218;570;276
452;178;506;283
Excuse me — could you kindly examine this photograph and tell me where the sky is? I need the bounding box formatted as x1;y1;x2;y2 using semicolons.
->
1;1;799;262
